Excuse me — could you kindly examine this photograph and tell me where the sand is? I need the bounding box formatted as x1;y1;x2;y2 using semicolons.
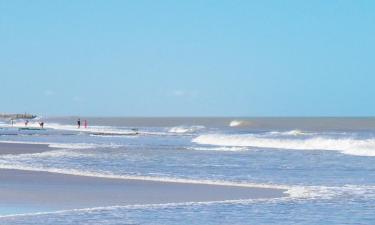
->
0;142;54;155
0;142;287;214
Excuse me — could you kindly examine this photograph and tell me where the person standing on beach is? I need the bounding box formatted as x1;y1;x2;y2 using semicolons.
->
25;120;29;126
77;118;81;129
84;120;88;128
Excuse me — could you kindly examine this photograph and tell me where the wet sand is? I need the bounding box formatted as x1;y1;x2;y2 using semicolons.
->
0;142;53;155
0;143;287;214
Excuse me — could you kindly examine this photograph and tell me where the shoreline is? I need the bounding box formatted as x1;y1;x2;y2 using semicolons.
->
0;142;54;155
0;142;287;215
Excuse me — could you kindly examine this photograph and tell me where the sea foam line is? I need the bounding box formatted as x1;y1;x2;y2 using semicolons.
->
168;125;205;134
0;196;284;219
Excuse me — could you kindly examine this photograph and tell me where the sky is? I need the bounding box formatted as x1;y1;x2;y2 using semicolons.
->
0;0;374;117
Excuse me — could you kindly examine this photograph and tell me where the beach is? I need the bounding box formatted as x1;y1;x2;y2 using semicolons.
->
0;142;287;215
0;117;374;224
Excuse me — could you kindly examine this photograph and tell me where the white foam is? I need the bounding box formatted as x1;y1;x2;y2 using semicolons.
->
0;140;121;150
0;197;286;219
48;143;121;150
267;130;312;136
188;146;248;151
10;149;94;158
168;126;205;134
192;134;375;156
0;121;42;129
229;120;247;127
44;123;136;135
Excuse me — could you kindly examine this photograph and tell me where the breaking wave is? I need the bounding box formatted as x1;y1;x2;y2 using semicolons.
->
192;134;375;156
187;146;248;151
229;120;250;127
267;130;312;136
168;126;205;134
45;123;136;135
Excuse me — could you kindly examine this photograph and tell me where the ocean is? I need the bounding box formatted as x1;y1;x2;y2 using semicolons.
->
0;117;374;224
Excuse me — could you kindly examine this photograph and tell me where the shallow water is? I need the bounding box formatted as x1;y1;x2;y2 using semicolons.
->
0;117;374;224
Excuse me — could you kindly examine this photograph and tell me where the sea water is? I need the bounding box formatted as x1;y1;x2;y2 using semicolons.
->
0;117;374;224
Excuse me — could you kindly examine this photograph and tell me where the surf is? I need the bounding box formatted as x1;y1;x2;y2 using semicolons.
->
192;134;375;156
168;126;205;134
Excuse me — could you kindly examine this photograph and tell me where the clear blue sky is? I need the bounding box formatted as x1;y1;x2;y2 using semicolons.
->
0;0;374;117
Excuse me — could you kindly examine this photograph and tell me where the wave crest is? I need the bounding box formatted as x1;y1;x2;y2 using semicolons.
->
168;126;205;134
192;134;375;156
229;120;250;127
267;130;311;136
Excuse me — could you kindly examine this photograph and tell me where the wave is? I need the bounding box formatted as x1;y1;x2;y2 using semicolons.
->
192;134;375;156
267;130;312;136
45;123;137;135
168;126;205;134
0;200;272;219
0;140;121;150
0;199;274;219
229;120;251;127
48;143;121;150
1;122;198;137
45;123;196;137
187;146;248;151
0;121;136;135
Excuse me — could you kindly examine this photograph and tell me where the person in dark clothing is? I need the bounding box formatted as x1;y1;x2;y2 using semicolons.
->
39;122;44;128
77;118;81;129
